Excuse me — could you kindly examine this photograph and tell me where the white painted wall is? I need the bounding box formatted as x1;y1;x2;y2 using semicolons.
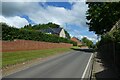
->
59;29;66;38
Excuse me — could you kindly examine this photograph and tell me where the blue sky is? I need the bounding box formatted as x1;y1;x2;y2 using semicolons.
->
20;15;36;24
1;1;98;43
43;2;74;10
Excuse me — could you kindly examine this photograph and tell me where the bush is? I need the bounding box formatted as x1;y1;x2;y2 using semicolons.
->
99;33;114;45
113;28;120;42
1;23;76;45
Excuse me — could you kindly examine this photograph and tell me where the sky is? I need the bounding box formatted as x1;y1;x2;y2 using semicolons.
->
0;0;98;43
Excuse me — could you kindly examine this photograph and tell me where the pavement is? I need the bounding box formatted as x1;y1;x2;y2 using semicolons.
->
92;52;119;80
2;50;93;78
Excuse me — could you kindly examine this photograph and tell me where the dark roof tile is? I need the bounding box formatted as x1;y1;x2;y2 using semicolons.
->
40;27;62;34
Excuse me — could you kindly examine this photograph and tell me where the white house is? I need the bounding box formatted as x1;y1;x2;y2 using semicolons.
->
40;27;66;38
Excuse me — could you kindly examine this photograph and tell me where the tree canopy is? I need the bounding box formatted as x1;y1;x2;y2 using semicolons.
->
81;37;94;48
22;22;71;39
86;2;120;35
23;22;60;30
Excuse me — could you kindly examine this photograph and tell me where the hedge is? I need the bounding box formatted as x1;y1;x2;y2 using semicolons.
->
1;23;77;46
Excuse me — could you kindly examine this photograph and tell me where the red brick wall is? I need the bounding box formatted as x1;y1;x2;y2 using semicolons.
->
1;40;73;52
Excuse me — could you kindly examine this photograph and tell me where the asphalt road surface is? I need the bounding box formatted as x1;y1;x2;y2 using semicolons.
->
3;49;93;78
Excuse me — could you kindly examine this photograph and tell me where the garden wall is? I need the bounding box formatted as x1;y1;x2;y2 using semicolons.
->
1;40;73;52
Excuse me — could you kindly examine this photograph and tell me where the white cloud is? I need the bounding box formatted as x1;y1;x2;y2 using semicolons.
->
69;29;98;43
1;2;98;43
2;2;88;27
2;0;86;2
84;36;98;43
2;0;47;2
2;2;41;17
0;16;29;28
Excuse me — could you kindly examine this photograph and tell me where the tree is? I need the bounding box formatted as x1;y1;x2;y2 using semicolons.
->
47;22;60;28
22;22;71;39
81;37;94;48
2;22;75;45
86;2;120;35
24;24;32;30
23;22;60;30
64;30;71;39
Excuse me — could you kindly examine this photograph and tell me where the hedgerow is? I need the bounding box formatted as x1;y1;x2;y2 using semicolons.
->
1;23;77;46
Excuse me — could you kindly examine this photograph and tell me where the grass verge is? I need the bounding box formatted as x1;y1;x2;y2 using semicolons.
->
71;46;80;49
2;48;72;68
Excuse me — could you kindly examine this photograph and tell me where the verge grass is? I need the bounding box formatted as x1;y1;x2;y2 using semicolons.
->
2;48;72;68
71;46;80;49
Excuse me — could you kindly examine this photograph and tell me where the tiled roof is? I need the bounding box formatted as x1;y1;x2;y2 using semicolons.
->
40;27;62;34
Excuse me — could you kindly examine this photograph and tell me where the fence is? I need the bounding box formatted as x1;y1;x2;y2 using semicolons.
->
98;19;120;72
1;40;73;52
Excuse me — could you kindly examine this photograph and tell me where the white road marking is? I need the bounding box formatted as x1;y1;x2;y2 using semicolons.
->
81;53;93;78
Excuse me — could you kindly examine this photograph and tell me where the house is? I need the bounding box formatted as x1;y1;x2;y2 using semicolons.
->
40;27;66;38
71;37;82;46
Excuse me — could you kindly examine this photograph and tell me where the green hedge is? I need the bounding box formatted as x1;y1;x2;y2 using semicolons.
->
1;23;77;46
98;28;120;46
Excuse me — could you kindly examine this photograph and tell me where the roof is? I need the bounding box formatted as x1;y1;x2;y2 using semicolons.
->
71;37;81;43
71;37;80;41
40;27;62;34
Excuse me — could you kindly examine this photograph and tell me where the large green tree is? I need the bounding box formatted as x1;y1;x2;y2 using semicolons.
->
22;22;71;39
81;37;94;48
64;30;71;39
23;22;60;30
86;2;120;35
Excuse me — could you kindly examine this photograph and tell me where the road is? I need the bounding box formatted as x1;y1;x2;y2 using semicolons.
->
3;49;93;78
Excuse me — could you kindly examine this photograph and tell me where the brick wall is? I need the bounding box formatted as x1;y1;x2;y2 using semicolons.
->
1;40;73;52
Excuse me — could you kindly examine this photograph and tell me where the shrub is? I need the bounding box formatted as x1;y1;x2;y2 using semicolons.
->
1;23;76;45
